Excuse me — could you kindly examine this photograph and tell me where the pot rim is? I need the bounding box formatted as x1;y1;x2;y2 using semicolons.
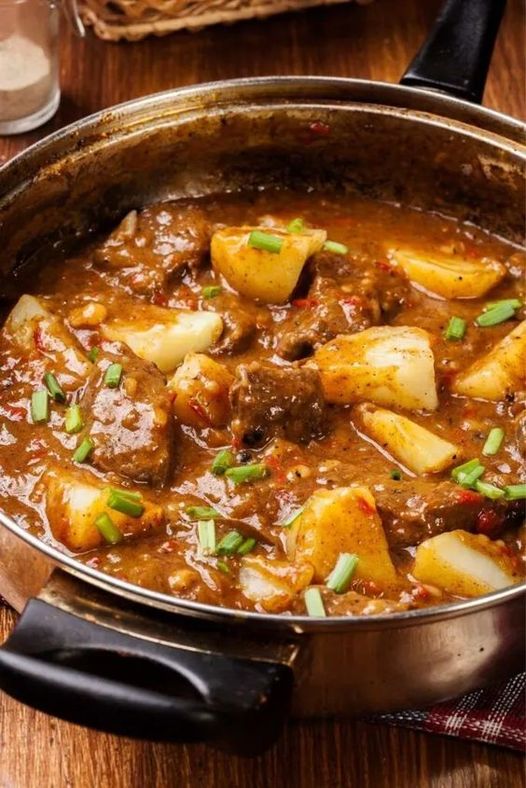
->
1;75;525;631
0;77;524;184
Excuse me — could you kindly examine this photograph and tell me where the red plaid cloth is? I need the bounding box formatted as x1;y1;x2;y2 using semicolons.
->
372;672;526;751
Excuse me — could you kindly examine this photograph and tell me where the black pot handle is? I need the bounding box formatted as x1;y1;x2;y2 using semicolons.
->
401;0;507;104
0;599;294;755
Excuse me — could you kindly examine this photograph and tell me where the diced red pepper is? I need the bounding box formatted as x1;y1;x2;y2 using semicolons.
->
152;290;168;306
475;508;505;537
375;260;393;273
309;121;331;137
3;403;26;421
292;298;319;309
341;296;363;307
357;496;376;516
457;489;482;505
188;399;211;425
358;579;381;596
412;583;431;602
266;455;286;484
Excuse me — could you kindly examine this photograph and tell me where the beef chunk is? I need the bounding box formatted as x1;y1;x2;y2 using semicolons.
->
374;480;522;548
277;276;379;360
79;346;173;486
94;204;211;296
216;307;257;354
230;362;326;447
202;292;267;356
277;255;411;360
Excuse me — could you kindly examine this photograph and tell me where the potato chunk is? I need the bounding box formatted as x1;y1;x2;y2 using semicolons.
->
356;403;460;475
310;326;438;411
102;308;223;374
167;353;234;427
413;530;519;597
286;487;398;587
452;320;526;401
389;247;506;299
239;555;313;613
3;295;90;387
45;470;164;551
4;294;49;347
211;226;326;303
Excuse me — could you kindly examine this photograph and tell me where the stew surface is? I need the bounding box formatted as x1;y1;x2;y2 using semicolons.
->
1;191;525;616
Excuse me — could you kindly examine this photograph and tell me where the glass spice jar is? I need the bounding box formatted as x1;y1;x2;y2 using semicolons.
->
0;0;61;134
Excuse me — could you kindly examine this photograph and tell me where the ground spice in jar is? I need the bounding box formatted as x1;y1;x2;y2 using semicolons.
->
0;33;53;122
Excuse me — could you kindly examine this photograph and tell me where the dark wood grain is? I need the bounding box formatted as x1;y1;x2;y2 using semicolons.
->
1;0;525;785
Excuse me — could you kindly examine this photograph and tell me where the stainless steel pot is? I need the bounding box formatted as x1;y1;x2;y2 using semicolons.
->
0;0;524;756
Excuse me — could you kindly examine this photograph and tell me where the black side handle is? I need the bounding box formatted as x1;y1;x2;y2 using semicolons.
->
401;0;507;104
0;599;293;756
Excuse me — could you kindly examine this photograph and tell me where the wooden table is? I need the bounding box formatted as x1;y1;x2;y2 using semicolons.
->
1;1;524;785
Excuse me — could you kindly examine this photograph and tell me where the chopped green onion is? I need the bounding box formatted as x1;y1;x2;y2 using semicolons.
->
485;298;522;311
107;489;144;517
323;240;348;255
504;484;526;500
88;346;100;363
280;505;305;527
94;512;123;545
225;463;269;485
482;427;505;456
104;363;123;388
248;230;283;254
459;465;485;488
202;285;222;299
444;316;467;341
108;487;142;501
451;458;480;479
217;560;230;574
44;372;66;403
73;437;94;463
65;404;84;434
390;469;402;481
474;480;505;500
304;587;326;617
451;458;485;488
211;449;235;475
30;389;49;424
326;553;359;594
197;519;216;555
216;530;244;556
186;505;220;520
287;217;305;234
237;537;256;556
475;303;517;327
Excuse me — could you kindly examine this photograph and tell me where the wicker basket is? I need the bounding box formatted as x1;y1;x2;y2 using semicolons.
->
80;0;369;42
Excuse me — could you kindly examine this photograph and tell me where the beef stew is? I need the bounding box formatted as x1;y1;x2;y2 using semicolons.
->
0;191;524;616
